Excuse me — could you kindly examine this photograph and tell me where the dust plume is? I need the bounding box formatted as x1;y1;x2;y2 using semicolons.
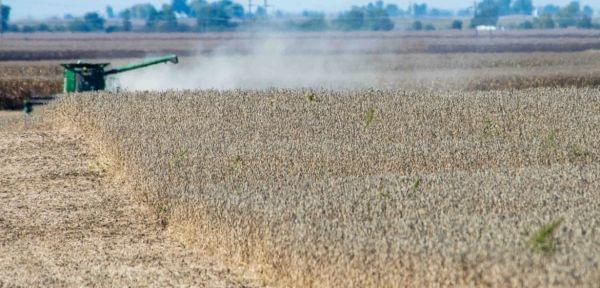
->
116;35;387;90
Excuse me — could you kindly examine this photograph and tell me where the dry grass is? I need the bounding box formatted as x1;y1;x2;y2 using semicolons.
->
51;87;600;287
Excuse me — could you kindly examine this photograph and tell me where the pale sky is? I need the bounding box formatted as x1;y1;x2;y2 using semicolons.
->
4;0;599;20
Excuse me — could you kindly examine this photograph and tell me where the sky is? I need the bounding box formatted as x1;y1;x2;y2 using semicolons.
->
4;0;599;20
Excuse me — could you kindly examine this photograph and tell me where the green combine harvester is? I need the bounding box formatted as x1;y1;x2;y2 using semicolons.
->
61;54;179;93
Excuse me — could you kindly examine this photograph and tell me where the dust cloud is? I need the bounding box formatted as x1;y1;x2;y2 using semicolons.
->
116;35;387;91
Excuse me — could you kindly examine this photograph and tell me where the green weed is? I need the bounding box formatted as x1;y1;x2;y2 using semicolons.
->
528;218;563;254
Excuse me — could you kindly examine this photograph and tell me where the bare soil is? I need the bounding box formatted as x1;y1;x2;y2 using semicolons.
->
0;111;263;287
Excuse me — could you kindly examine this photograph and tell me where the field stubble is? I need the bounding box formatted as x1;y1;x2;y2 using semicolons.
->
52;88;600;287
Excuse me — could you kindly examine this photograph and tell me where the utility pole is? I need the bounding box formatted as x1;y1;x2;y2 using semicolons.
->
248;0;253;15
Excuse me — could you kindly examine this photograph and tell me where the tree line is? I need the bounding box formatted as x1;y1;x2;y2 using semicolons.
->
0;0;598;33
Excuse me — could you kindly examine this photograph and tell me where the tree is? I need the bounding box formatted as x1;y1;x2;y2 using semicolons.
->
583;6;593;17
129;3;158;20
172;0;190;15
364;2;394;31
192;0;244;32
21;25;36;33
533;14;555;29
542;5;560;15
429;8;452;17
37;23;51;32
517;20;533;29
495;0;512;16
106;6;115;18
411;20;423;31
424;23;435;31
471;0;500;27
254;6;267;19
333;2;394;32
158;4;179;32
511;0;533;15
68;19;90;32
386;4;403;17
333;7;365;31
288;11;327;31
412;3;427;17
121;9;133;31
145;9;159;30
84;12;105;31
1;4;10;32
451;20;463;30
557;1;580;28
576;16;593;29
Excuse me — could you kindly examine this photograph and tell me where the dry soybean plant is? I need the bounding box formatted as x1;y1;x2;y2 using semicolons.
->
51;87;600;287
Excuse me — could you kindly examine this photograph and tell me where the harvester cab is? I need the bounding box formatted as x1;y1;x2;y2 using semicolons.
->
61;54;178;93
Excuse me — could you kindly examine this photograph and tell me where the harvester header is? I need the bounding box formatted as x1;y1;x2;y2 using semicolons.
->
61;54;179;93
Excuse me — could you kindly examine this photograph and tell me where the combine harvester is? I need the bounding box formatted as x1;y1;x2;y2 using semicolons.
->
61;54;179;93
28;54;179;107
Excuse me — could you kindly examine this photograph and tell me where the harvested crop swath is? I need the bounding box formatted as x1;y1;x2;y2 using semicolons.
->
52;88;600;287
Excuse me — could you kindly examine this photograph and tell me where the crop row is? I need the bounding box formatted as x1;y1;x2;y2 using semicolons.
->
52;88;600;287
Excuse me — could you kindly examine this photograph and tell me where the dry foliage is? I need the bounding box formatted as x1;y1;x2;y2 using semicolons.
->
52;88;600;287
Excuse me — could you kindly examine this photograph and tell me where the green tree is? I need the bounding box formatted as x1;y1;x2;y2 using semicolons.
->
172;0;190;15
121;9;133;31
68;19;90;32
557;1;580;28
1;4;10;32
511;0;533;15
192;0;243;32
129;3;158;20
412;3;427;17
84;12;105;31
542;5;560;15
385;4;403;17
106;6;115;18
334;2;394;31
471;0;500;26
424;23;435;30
517;20;533;29
145;9;160;30
37;23;51;32
365;1;394;31
411;20;423;30
334;7;365;31
495;0;512;16
289;11;327;31
158;4;179;32
451;19;463;30
533;14;555;29
576;16;593;29
582;6;593;17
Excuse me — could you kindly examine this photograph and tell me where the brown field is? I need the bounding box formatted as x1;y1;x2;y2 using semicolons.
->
4;43;600;108
3;30;600;61
2;30;600;287
50;87;600;287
